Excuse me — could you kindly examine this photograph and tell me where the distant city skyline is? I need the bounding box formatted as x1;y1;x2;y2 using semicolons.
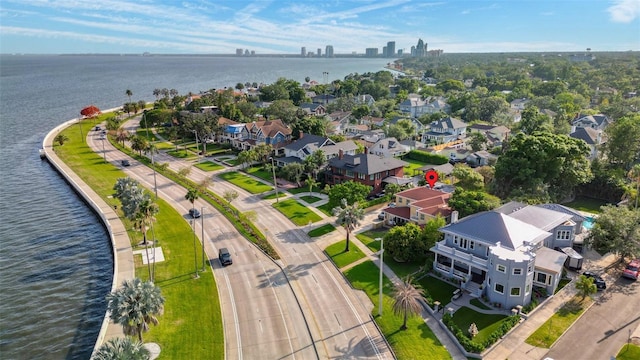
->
0;0;638;55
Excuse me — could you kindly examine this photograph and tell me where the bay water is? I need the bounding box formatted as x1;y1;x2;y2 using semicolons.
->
0;54;389;359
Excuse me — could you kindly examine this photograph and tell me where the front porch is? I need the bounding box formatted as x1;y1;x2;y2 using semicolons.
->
432;243;488;297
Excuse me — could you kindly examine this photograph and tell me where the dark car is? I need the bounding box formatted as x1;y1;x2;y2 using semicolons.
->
218;248;232;266
121;160;130;167
622;259;640;280
582;271;606;290
378;211;386;220
188;208;201;218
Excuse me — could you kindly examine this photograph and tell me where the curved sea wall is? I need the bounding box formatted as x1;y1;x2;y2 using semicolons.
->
41;107;134;357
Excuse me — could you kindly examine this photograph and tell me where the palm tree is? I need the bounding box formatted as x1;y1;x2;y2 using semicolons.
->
392;276;425;330
93;337;150;360
54;134;69;146
306;177;319;196
130;135;148;155
126;89;133;102
185;188;199;215
106;278;165;342
333;198;365;252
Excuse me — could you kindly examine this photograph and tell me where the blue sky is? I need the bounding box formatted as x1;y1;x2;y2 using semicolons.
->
1;0;638;54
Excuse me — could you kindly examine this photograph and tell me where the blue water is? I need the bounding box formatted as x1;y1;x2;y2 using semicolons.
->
0;54;389;359
583;216;595;230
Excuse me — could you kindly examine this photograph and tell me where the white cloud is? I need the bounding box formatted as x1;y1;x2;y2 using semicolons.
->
607;0;640;23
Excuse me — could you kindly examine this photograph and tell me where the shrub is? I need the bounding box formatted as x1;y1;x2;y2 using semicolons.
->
404;150;449;165
442;312;520;353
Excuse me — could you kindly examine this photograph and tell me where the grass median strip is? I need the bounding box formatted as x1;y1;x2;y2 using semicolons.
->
54;120;223;359
525;295;592;348
194;161;224;172
219;171;273;194
308;224;336;237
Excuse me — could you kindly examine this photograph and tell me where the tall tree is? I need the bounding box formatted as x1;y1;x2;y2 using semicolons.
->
93;337;150;360
392;276;425;330
452;164;485;191
185;188;199;216
575;275;597;300
448;189;501;217
384;223;425;262
105;278;165;342
603;115;640;171
332;198;365;252
587;205;640;262
327;181;371;209
125;89;133;102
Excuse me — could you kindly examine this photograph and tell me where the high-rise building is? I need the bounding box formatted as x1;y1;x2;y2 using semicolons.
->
383;46;387;57
365;48;379;57
387;41;396;57
416;39;426;57
317;48;321;57
325;45;334;58
236;48;243;56
301;47;306;57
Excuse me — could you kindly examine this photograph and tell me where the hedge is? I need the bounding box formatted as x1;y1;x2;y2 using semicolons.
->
442;313;520;353
404;150;449;165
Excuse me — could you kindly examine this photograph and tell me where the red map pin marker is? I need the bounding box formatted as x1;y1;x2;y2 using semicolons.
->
425;169;439;189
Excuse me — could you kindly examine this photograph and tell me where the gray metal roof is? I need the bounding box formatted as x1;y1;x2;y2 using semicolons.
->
534;247;567;274
284;134;329;152
441;211;551;250
328;153;408;175
508;206;573;231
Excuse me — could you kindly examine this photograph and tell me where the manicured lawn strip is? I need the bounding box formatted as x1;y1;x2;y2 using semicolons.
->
262;192;288;200
402;158;428;177
53;121;223;359
356;229;388;252
562;196;609;214
355;229;423;278
450;306;507;346
525;296;591;348
218;171;273;194
325;240;366;268
417;274;458;306
194;161;224;172
470;298;491;310
167;149;197;160
617;344;640;360
316;203;334;216
245;166;275;183
299;195;321;204
344;261;451;360
272;199;322;226
136;128;159;142
288;185;321;195
308;224;336;237
227;158;242;166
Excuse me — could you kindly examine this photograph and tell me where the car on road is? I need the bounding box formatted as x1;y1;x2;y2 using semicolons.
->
188;208;201;218
622;259;640;280
582;271;606;290
121;159;130;167
218;248;232;266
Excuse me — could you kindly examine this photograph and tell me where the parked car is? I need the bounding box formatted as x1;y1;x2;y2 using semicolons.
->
378;212;385;220
94;126;101;131
582;271;606;290
188;208;201;218
121;160;130;167
622;259;640;280
218;248;232;266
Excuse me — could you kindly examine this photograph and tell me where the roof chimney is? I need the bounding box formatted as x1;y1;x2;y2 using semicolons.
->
299;131;304;139
339;149;344;160
450;210;459;223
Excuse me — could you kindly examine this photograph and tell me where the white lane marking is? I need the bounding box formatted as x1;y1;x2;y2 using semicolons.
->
223;268;243;360
259;257;296;359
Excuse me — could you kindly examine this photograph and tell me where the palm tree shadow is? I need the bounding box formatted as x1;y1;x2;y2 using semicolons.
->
331;335;387;359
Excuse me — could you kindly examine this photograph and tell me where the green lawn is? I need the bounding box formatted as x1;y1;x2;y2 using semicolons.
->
356;229;388;252
272;199;322;226
218;171;273;194
450;306;508;346
325;240;366;268
417;274;458;306
194;161;224;172
289;185;321;194
308;224;336;237
344;261;451;360
167;149;197;160
562;196;609;214
402;158;428;177
245;166;275;183
262;191;288;200
525;296;592;348
316;203;334;216
54;121;223;359
617;344;640;360
299;195;321;204
355;229;424;278
470;298;491;310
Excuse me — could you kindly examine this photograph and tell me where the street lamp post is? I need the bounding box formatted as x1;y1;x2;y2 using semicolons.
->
191;219;200;279
270;156;279;203
201;206;206;272
376;237;384;316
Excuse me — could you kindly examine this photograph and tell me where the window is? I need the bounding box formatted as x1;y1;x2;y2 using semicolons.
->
495;283;504;294
510;287;521;296
557;230;571;240
453;236;459;246
536;272;547;283
369;174;374;181
469;241;475;250
528;263;533;273
358;173;365;180
525;284;531;295
346;170;354;178
497;264;506;273
513;268;522;275
420;214;425;220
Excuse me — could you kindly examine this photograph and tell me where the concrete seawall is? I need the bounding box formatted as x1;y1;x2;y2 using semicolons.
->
41;108;134;357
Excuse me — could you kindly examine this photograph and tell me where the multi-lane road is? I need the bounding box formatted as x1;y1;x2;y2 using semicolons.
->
87;119;392;359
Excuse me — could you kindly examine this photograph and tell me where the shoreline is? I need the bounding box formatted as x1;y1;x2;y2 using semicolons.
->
41;107;135;357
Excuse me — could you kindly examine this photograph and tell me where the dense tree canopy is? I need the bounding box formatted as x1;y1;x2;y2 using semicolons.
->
326;181;371;208
603;114;640;171
587;205;640;261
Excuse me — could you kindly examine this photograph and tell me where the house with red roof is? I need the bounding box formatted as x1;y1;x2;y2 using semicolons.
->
381;187;452;226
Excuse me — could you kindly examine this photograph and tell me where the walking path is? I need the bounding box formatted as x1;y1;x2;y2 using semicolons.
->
42;118;135;355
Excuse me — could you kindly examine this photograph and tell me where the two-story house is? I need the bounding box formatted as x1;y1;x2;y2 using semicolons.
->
369;137;410;158
510;98;530;111
382;187;452;226
326;151;408;194
571;113;612;131
421;117;467;144
299;103;326;116
399;96;451;118
277;133;359;167
225;119;293;154
569;126;604;160
431;203;576;309
467;124;511;148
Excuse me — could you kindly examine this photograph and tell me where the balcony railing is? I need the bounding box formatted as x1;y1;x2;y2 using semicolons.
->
433;242;488;268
